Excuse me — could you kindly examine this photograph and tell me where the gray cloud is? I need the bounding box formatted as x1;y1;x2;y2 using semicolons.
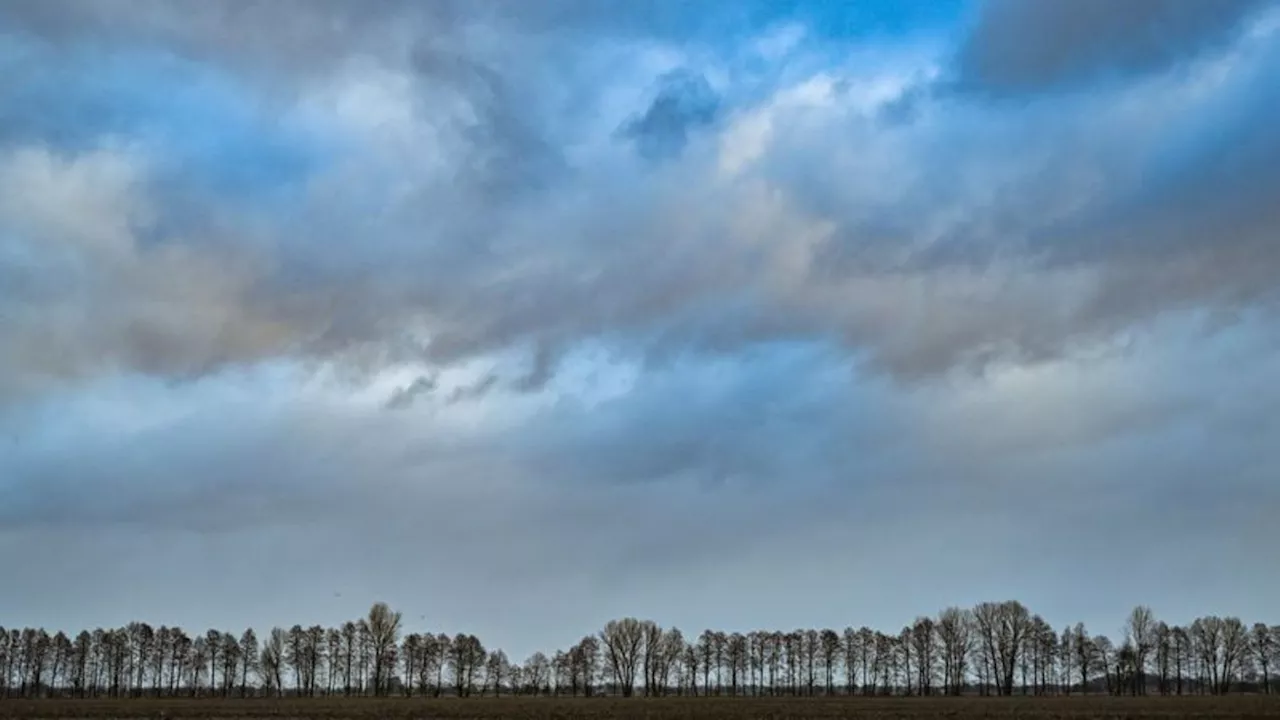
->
4;0;1280;662
446;373;500;404
1;0;1279;399
3;324;1278;655
385;374;438;410
954;0;1273;93
617;69;721;161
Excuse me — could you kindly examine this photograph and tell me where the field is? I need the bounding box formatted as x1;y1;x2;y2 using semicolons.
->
2;696;1279;720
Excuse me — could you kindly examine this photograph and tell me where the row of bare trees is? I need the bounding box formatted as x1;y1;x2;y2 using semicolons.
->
3;602;1276;699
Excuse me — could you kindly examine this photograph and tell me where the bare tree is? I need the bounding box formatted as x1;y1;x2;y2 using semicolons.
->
259;629;285;697
485;650;509;696
1171;625;1189;695
972;601;1032;696
819;629;841;696
552;650;570;695
1071;624;1091;694
640;621;663;697
447;634;485;697
524;651;549;696
1092;635;1115;695
365;602;401;696
841;627;858;695
7;601;1280;703
1125;606;1156;695
697;630;715;695
728;633;748;697
911;618;936;696
600;618;645;697
1252;624;1273;694
936;608;970;696
572;635;600;697
219;632;240;696
237;630;257;697
1153;622;1172;695
1219;617;1248;695
355;620;371;694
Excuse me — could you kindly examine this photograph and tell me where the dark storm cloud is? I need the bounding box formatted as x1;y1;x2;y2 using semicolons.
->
954;0;1273;93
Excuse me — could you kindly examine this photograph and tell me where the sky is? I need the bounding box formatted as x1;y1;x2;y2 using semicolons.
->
1;0;1279;661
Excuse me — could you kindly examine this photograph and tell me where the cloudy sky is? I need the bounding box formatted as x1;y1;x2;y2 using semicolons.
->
2;0;1279;658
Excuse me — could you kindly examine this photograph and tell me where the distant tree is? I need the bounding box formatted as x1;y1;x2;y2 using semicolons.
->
525;651;549;696
485;650;509;696
189;636;208;696
1171;625;1189;695
697;630;715;695
238;629;258;697
1072;624;1091;694
339;622;357;695
1154;622;1172;695
1116;640;1139;695
219;632;240;696
728;633;748;697
1220;617;1249;694
683;637;700;697
311;626;329;695
325;628;342;695
1271;626;1280;693
1125;606;1156;695
1252;624;1274;694
7;600;1280;703
366;603;402;696
577;635;600;697
400;634;420;697
260;628;285;697
659;628;684;696
433;634;451;696
910;618;936;696
1093;635;1115;695
841;627;858;695
355;620;371;694
284;625;305;693
601;619;646;697
507;662;524;696
450;634;485;696
898;626;913;696
973;601;1032;696
640;621;663;696
71;631;92;697
552;650;569;695
713;631;729;694
936;609;970;696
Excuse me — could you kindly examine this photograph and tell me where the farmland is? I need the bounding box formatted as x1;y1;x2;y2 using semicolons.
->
3;696;1279;720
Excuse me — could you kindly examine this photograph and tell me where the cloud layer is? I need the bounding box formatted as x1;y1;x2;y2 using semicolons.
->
2;0;1279;656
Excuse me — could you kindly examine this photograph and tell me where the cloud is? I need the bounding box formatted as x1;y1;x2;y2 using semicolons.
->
385;374;438;410
953;0;1274;93
4;0;1280;662
3;323;1278;655
617;69;721;160
0;146;298;400
0;0;1277;406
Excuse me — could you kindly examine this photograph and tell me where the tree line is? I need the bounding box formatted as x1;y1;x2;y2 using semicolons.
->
2;602;1275;699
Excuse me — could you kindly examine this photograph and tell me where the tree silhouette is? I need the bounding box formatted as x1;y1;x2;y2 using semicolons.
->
3;601;1277;700
367;602;402;696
